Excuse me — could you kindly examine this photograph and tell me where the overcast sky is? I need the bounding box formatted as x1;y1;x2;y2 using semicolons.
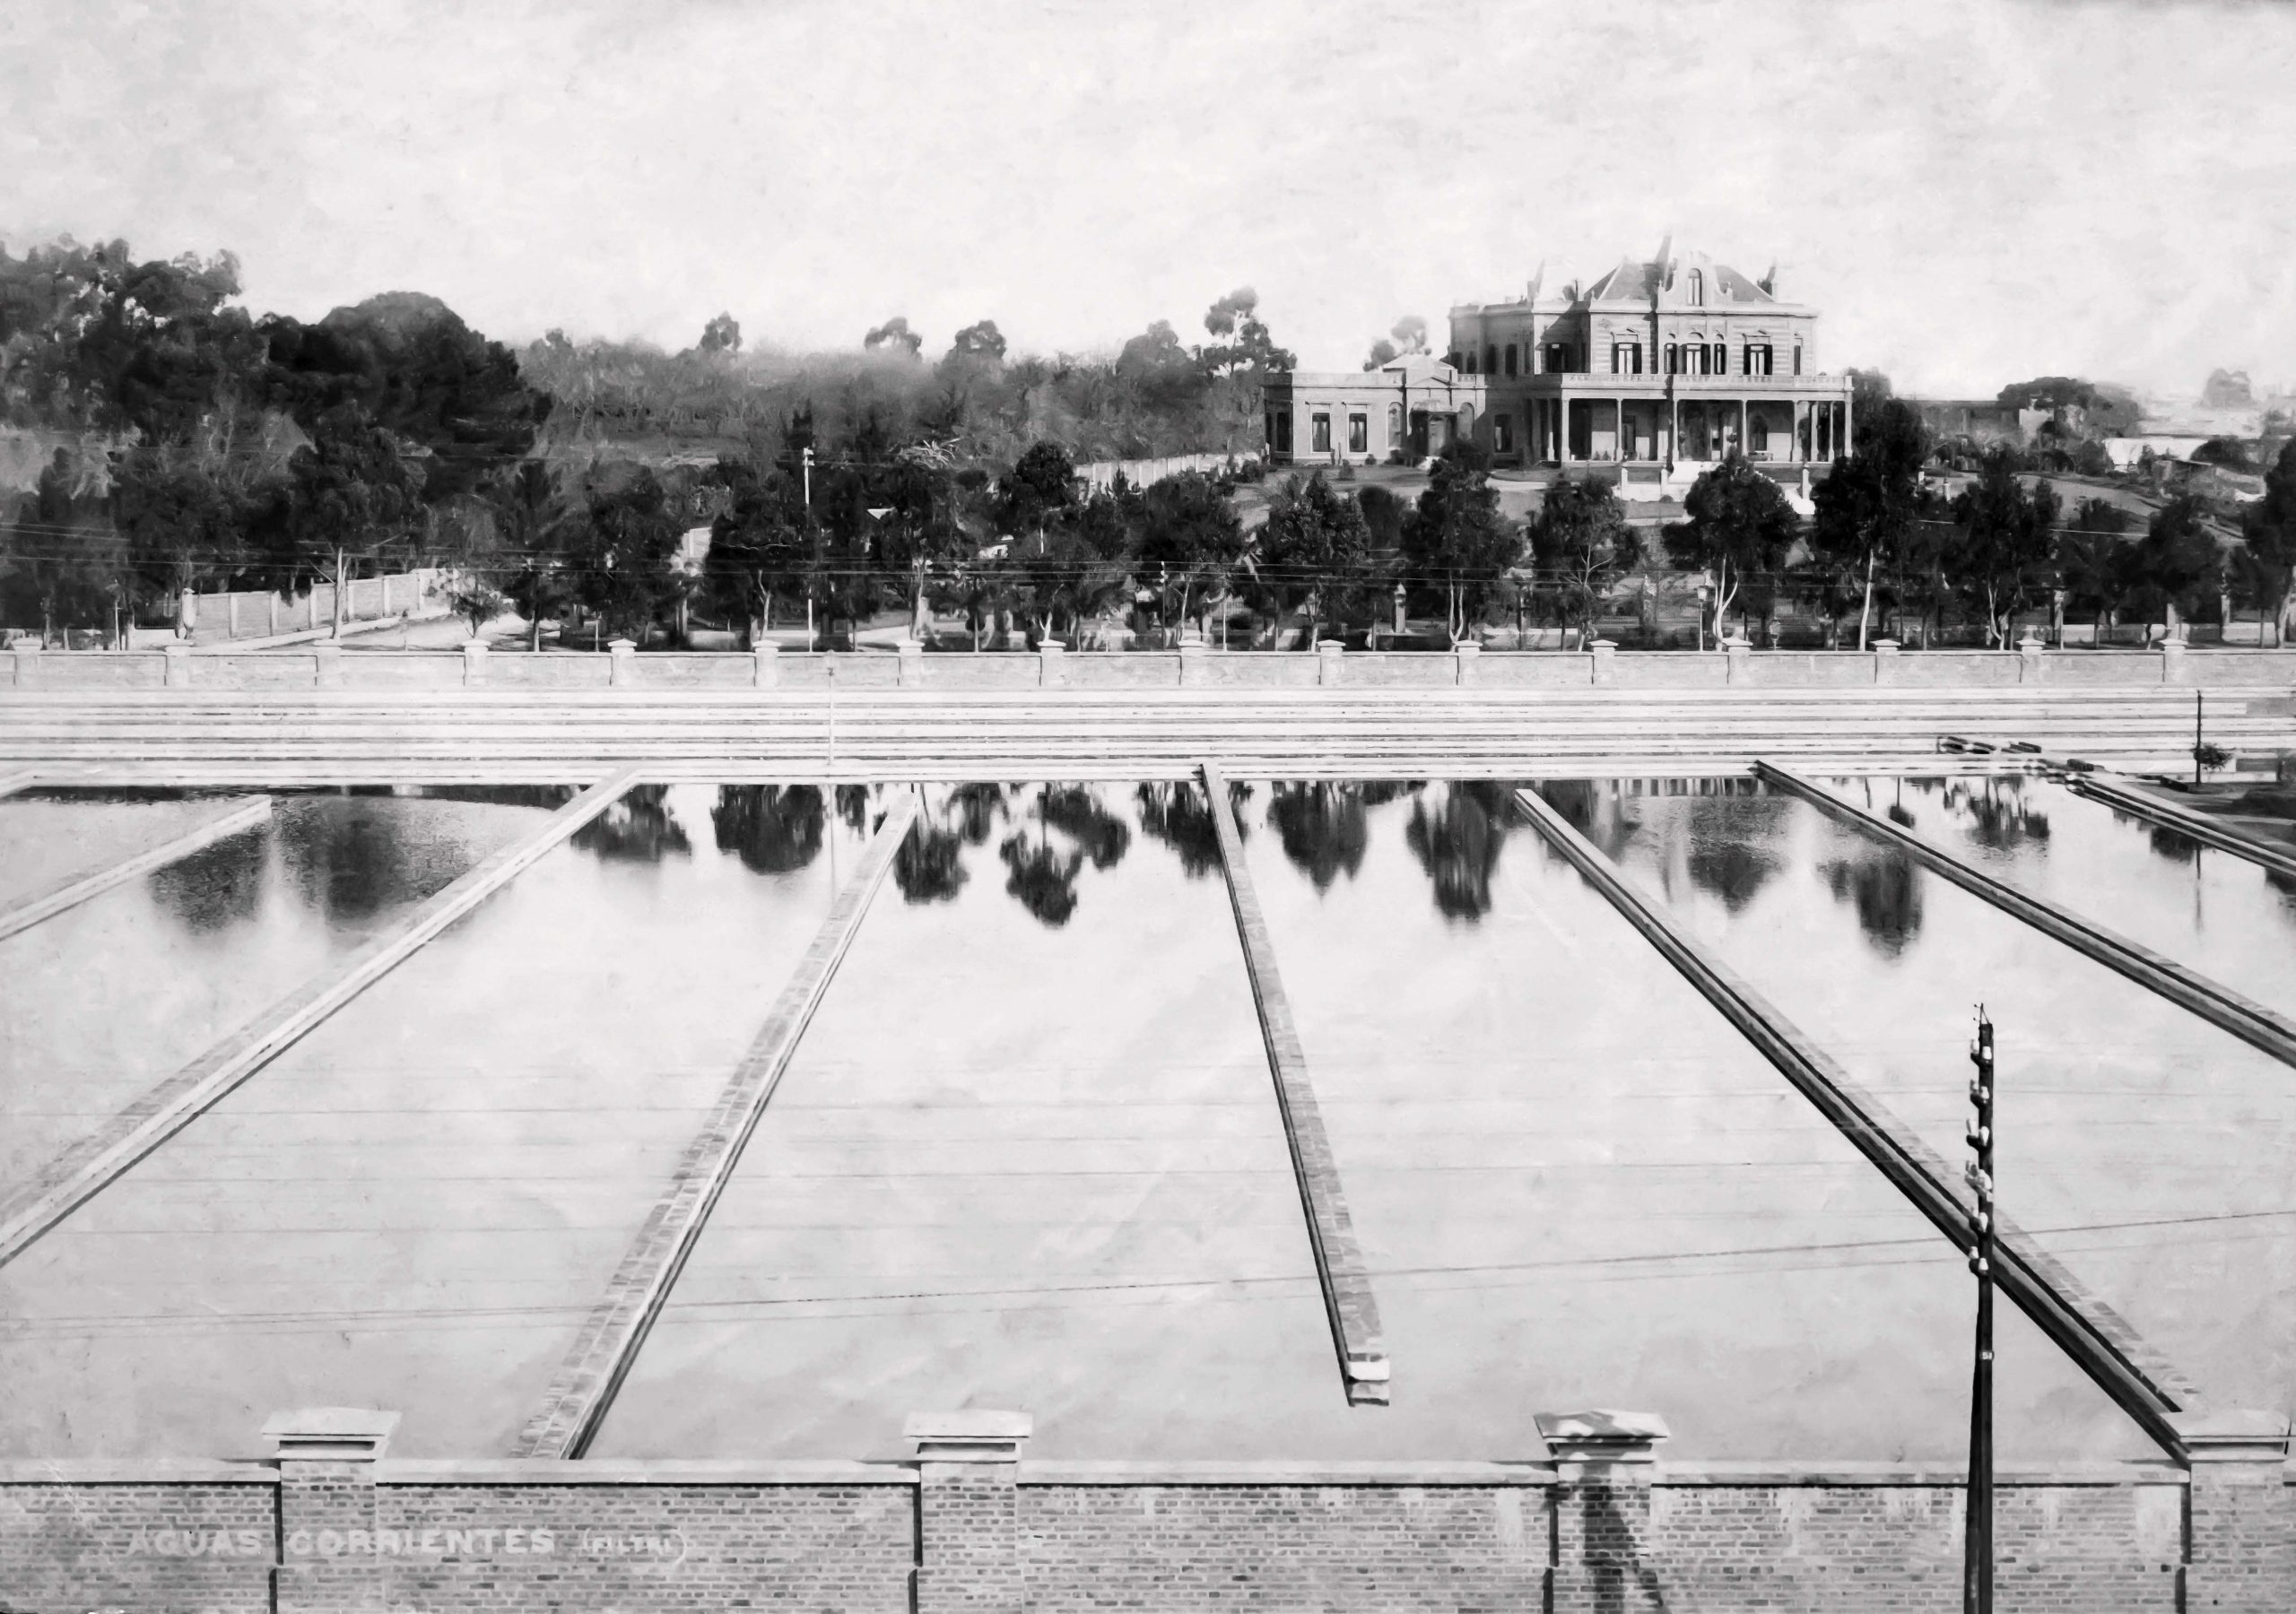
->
5;0;2291;399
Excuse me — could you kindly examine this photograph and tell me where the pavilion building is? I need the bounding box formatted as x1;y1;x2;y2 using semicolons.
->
1263;238;1855;497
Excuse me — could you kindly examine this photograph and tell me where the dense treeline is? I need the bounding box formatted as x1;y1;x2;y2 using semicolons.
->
4;235;2292;652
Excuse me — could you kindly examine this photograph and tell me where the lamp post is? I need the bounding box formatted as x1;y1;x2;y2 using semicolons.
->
1964;1010;1996;1614
1392;581;1407;639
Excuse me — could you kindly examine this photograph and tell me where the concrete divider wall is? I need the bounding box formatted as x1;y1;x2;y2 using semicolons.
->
3;1448;2288;1613
10;645;2296;694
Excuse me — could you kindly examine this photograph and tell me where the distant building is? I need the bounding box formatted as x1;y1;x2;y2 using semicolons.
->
1262;238;1855;491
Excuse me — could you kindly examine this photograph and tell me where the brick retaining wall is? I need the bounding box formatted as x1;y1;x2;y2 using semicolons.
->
4;1418;2292;1613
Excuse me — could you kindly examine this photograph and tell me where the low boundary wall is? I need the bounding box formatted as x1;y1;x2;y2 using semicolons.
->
10;640;2296;693
3;1410;2288;1613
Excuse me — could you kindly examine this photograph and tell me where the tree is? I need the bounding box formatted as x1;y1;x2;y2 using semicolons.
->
1847;369;1893;450
1400;443;1519;644
1530;474;1639;644
703;456;811;643
697;312;743;356
1665;452;1798;641
1364;316;1428;373
1134;472;1245;631
2127;492;2223;639
2192;436;2255;473
2240;439;2296;645
263;402;422;636
483;458;581;649
260;292;552;503
1947;448;2059;646
864;317;923;356
2056;498;2134;641
998;441;1081;537
1805;399;1930;647
108;443;250;629
1251;473;1372;646
3;450;119;643
948;320;1007;365
568;464;684;642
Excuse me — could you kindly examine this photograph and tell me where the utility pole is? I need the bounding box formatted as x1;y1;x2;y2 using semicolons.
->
1964;1008;1996;1614
2194;691;2205;787
801;446;814;512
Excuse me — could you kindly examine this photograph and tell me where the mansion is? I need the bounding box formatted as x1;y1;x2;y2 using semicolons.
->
1261;239;1855;494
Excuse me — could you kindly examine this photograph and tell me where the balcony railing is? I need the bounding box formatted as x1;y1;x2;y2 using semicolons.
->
1530;371;1853;393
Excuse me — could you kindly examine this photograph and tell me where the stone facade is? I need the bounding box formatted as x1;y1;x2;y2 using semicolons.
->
1264;239;1854;482
4;1410;2292;1613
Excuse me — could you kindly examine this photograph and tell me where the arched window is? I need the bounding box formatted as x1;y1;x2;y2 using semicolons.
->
1687;269;1704;307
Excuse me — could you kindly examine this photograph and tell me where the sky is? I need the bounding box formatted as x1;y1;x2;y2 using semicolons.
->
4;0;2292;401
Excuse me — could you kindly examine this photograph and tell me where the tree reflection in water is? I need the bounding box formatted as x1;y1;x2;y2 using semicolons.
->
1683;792;1790;912
1928;777;2050;853
1531;779;1639;860
147;827;268;934
1404;782;1514;922
1820;848;1924;958
712;785;825;874
1134;780;1254;878
835;785;874;835
1265;783;1377;890
278;797;424;923
996;785;1131;928
573;785;692;862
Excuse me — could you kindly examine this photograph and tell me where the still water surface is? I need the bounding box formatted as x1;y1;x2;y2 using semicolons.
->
4;777;2274;1460
1541;777;2296;1435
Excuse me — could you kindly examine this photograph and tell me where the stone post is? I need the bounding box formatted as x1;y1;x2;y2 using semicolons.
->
1454;639;1482;687
2170;1410;2292;1614
1871;637;1900;686
1589;638;1617;686
312;641;343;690
2161;636;2190;686
461;639;489;687
899;638;926;689
1722;631;1752;683
1317;638;1344;686
162;642;193;690
1178;633;1208;688
12;644;38;689
1038;638;1067;689
907;1410;1031;1614
1537;1410;1670;1614
265;1408;399;1614
608;638;638;688
752;640;780;689
269;593;282;637
2017;628;2046;683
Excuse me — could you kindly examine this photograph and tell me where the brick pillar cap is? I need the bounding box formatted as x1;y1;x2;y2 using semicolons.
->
463;638;488;653
1455;639;1482;655
899;638;925;653
162;641;191;655
1535;1409;1670;1464
608;638;638;652
1039;639;1066;651
905;1410;1032;1461
262;1408;401;1460
2168;1409;2290;1461
1589;638;1617;652
754;639;780;653
1318;639;1344;651
1872;638;1900;653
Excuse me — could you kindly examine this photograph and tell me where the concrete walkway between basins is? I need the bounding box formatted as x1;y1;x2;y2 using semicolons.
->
0;655;2292;785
